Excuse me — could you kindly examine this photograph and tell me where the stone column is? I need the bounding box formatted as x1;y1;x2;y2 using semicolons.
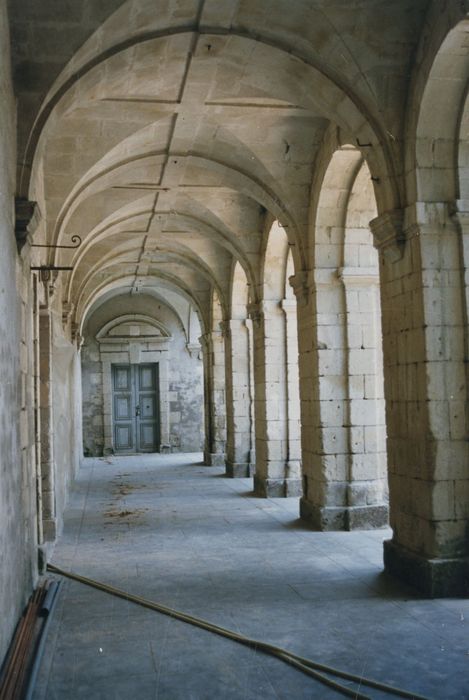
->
280;298;302;481
295;264;388;531
371;205;469;596
249;300;301;497
39;304;56;540
293;269;343;528
200;330;226;466
223;319;253;477
339;266;388;528
245;318;256;467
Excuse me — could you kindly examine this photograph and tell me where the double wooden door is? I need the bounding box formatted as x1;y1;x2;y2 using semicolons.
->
112;363;160;453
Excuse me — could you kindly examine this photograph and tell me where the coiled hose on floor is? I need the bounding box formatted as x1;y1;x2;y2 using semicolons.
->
47;563;431;700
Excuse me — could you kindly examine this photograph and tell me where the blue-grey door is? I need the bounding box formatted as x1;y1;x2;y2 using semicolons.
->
112;363;159;453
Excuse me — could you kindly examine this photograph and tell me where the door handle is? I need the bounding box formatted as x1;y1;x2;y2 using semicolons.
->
135;405;141;417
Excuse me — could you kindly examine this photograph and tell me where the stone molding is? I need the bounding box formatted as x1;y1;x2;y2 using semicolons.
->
280;297;297;313
288;271;312;306
369;209;405;262
338;266;380;287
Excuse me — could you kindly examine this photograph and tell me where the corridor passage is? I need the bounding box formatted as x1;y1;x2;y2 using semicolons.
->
34;455;467;700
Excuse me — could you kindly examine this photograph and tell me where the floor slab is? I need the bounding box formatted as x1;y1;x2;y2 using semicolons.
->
33;454;468;699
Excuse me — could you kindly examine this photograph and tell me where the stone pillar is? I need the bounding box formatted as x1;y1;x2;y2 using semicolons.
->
39;305;57;540
245;318;256;468
339;267;388;528
294;269;346;528
200;330;226;466
249;300;301;497
372;205;469;596
281;298;302;481
223;319;253;477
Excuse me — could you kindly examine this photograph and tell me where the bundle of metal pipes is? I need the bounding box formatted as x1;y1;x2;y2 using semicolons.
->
0;580;60;700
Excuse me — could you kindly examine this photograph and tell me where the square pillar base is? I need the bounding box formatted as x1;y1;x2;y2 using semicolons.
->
254;475;302;498
300;499;388;531
203;451;226;466
42;518;57;542
225;461;253;478
384;539;469;598
38;541;55;574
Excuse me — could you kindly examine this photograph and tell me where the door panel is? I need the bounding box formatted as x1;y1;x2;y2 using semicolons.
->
115;425;133;451
111;363;160;454
139;424;156;450
115;395;132;420
139;366;154;390
114;366;131;390
136;364;159;452
140;395;156;419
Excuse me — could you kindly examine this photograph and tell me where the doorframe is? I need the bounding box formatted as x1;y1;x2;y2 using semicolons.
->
111;362;161;454
96;316;172;454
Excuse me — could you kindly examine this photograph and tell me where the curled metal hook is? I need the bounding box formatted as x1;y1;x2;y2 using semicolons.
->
32;234;82;249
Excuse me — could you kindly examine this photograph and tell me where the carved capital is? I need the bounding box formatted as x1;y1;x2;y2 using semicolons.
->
198;333;211;350
219;320;231;339
247;302;263;327
62;301;74;328
369;209;405;262
288;271;311;306
186;341;201;359
38;268;59;298
15;198;41;253
71;322;83;347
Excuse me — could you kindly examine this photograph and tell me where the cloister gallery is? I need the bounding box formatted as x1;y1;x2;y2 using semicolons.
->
1;0;469;697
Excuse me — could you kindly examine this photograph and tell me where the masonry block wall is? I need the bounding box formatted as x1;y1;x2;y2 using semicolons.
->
81;294;204;455
0;2;37;663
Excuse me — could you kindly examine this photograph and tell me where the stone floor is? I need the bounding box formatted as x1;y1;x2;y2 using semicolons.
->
33;454;468;700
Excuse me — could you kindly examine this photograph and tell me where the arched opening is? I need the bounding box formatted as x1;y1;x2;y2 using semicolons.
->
81;289;204;457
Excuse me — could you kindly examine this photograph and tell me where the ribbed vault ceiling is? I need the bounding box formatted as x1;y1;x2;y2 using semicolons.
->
9;0;430;328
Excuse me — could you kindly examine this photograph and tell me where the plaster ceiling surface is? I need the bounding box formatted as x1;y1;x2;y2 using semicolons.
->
9;0;430;327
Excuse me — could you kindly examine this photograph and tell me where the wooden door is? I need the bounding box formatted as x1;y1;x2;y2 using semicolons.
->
112;363;159;453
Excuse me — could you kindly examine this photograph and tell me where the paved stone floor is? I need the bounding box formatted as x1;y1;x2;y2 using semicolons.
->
33;454;468;700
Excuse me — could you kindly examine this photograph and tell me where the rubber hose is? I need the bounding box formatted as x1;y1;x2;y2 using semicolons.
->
47;563;431;700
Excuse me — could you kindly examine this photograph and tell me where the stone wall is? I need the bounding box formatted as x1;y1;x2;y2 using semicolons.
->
81;294;203;455
0;0;37;664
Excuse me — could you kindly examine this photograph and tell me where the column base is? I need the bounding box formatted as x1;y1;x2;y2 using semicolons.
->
300;499;388;531
42;518;57;541
225;461;254;478
203;452;226;466
254;475;302;498
384;539;469;598
38;541;55;574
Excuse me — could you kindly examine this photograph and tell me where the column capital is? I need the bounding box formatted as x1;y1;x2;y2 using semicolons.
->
369;209;405;262
62;301;74;328
15;197;41;253
288;270;312;306
198;332;211;349
219;320;231;338
186;341;201;358
247;301;263;327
